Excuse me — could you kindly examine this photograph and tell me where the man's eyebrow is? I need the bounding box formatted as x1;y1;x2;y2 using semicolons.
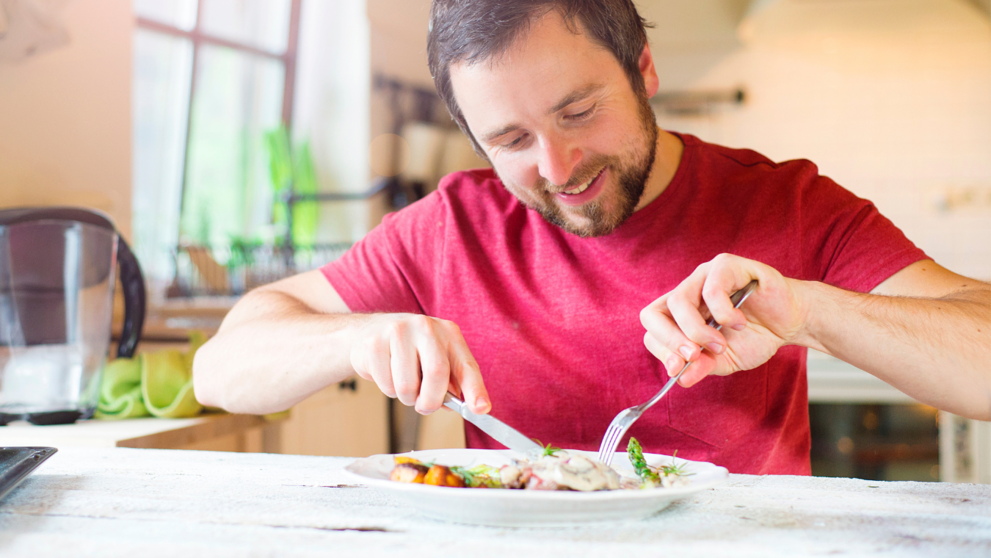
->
481;123;522;144
549;83;606;114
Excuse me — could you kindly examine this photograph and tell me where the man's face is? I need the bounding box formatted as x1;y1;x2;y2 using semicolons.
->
449;11;660;237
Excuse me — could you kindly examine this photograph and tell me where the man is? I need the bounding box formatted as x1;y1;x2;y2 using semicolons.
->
193;0;990;474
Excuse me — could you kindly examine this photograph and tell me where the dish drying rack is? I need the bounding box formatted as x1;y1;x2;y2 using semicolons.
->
165;241;352;298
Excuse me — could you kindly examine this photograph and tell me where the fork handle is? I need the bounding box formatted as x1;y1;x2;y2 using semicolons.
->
639;280;758;413
706;279;759;332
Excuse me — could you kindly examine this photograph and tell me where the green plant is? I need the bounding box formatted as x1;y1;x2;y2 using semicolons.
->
264;125;318;249
226;236;256;271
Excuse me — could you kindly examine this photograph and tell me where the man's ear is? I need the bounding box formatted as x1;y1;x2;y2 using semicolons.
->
638;44;659;98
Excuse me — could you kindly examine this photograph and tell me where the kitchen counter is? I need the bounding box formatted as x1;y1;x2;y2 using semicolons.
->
806;349;917;403
0;413;279;452
2;447;988;557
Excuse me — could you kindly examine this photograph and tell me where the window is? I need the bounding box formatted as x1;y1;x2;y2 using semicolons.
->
132;0;301;282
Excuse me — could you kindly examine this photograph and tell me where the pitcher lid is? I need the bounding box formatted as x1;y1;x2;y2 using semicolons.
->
0;206;117;231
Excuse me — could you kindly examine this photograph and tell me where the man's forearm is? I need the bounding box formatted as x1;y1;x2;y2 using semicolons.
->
193;290;362;414
797;282;991;420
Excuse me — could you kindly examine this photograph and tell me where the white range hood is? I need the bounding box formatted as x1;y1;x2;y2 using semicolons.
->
737;0;991;42
639;0;990;50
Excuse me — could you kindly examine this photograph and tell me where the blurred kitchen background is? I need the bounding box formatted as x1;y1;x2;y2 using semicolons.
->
0;0;988;482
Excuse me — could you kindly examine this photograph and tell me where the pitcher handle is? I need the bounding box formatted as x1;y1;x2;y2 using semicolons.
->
116;236;146;358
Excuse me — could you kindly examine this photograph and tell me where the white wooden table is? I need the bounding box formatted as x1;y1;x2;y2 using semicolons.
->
1;447;989;557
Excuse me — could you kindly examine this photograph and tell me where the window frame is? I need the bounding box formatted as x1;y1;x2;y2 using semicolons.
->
135;0;302;221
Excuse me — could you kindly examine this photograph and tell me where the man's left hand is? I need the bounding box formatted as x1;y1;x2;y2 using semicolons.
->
640;253;811;387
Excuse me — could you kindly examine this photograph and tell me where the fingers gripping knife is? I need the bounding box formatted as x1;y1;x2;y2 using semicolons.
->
595;280;759;466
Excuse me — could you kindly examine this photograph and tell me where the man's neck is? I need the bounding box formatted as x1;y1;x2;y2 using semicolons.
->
634;128;684;212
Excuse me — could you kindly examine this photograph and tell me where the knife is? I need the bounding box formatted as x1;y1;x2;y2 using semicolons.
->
443;392;543;456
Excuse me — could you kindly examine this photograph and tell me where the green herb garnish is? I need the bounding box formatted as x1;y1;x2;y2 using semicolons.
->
659;450;693;477
534;440;562;457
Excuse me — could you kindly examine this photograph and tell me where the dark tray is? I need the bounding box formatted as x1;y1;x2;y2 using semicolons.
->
0;447;57;502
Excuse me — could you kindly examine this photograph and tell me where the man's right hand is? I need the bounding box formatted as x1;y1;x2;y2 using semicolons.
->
349;313;491;415
194;269;491;417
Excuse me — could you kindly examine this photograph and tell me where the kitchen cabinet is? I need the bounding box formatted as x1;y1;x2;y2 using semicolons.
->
416;406;466;450
277;376;389;457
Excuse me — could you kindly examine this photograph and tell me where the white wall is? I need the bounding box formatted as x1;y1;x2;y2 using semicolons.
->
650;0;991;279
0;0;133;239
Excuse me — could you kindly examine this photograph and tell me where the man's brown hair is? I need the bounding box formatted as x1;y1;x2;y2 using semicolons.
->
427;0;652;156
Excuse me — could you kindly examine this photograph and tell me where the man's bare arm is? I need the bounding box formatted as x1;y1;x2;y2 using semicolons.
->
640;256;991;421
192;270;491;416
192;270;355;413
799;261;991;420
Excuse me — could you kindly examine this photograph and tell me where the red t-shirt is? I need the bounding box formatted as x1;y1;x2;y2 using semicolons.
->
321;133;928;475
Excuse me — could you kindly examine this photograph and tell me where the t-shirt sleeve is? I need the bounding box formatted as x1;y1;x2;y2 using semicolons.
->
801;170;929;293
319;190;449;315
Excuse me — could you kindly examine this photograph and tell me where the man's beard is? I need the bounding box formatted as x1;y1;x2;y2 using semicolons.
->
504;93;659;238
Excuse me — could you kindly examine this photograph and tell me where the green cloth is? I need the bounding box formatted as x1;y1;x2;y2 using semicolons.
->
95;356;147;419
96;332;207;420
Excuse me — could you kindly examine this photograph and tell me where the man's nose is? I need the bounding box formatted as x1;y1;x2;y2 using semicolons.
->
536;135;581;188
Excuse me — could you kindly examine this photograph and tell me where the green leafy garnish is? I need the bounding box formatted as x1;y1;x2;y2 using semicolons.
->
627;438;659;483
451;465;502;488
659;450;693;477
534;440;562;457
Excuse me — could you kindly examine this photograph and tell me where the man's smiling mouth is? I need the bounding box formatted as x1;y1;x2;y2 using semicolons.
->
560;168;604;195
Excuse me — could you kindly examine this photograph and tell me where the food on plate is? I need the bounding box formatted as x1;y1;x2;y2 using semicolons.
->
627;438;691;489
390;460;428;483
387;438;691;491
424;464;466;487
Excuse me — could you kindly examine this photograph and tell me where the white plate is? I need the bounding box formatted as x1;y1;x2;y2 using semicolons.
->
344;448;728;526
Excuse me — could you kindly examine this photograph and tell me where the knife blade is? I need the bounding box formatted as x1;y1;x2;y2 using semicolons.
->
443;392;543;456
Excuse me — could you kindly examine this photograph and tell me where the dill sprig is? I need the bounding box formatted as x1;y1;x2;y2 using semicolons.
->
658;450;694;477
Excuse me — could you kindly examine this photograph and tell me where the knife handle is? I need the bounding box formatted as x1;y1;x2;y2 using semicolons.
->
442;392;469;418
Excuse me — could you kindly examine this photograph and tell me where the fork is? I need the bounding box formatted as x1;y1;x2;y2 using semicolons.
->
595;280;759;466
